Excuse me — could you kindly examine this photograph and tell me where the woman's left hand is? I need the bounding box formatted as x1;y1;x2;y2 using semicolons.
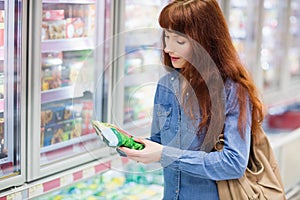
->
119;139;163;164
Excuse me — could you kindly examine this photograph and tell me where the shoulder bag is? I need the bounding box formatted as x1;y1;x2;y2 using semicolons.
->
214;126;286;200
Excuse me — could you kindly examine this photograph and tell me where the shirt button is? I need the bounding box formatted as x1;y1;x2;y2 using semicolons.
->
171;77;174;81
176;190;179;193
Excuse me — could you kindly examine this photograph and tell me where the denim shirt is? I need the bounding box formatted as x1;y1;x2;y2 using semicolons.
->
150;70;251;200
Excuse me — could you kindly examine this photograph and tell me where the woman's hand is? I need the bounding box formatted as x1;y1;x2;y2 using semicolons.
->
119;139;163;164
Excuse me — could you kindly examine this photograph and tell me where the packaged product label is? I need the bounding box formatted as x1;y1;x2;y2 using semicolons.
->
47;20;66;39
66;18;85;38
91;120;144;150
42;10;65;21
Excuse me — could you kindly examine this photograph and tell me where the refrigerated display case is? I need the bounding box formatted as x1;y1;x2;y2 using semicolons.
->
288;0;300;80
260;0;286;91
227;0;260;72
0;0;26;191
27;0;111;182
112;0;169;138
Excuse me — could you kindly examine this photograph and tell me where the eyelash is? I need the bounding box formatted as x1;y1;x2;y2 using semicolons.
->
164;35;185;45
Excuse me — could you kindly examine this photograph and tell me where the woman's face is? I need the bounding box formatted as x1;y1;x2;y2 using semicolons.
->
164;30;193;69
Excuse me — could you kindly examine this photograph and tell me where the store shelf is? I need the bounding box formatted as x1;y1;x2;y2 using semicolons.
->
41;86;76;104
43;0;95;4
42;38;95;52
40;133;97;154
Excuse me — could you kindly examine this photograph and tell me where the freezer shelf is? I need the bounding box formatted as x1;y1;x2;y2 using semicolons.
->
42;38;95;52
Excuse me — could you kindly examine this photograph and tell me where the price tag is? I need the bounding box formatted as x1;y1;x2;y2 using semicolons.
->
82;167;95;178
28;184;43;198
60;175;73;187
7;192;22;200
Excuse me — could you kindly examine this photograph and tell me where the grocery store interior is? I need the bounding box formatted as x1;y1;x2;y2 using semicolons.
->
1;0;300;199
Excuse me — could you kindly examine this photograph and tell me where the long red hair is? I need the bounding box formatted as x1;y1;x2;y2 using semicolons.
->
159;0;264;145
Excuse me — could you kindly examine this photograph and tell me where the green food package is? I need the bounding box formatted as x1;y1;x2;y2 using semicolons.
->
91;120;144;150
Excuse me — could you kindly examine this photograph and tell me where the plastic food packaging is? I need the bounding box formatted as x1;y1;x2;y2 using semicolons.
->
91;120;144;150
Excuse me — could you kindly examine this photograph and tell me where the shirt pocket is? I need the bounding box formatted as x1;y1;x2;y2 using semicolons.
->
156;104;172;131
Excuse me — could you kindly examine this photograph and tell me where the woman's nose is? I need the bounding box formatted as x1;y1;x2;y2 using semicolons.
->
164;43;173;53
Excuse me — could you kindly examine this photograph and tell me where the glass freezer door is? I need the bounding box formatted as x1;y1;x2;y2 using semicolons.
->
288;0;300;80
27;0;110;181
228;0;259;70
261;0;286;90
0;0;26;190
113;1;169;138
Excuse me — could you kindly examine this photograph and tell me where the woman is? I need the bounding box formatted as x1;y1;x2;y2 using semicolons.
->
120;0;264;199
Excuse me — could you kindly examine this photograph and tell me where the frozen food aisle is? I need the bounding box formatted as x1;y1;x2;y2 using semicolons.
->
0;0;300;200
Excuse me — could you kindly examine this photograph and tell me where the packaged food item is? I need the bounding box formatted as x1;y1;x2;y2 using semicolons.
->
51;126;64;145
43;124;55;146
41;21;49;40
0;73;4;98
41;109;54;126
70;118;82;138
65;18;85;38
47;20;66;39
42;10;65;21
0;10;4;46
41;52;63;91
0;118;4;136
0;10;4;23
0;22;3;47
83;4;96;37
91;120;144;150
